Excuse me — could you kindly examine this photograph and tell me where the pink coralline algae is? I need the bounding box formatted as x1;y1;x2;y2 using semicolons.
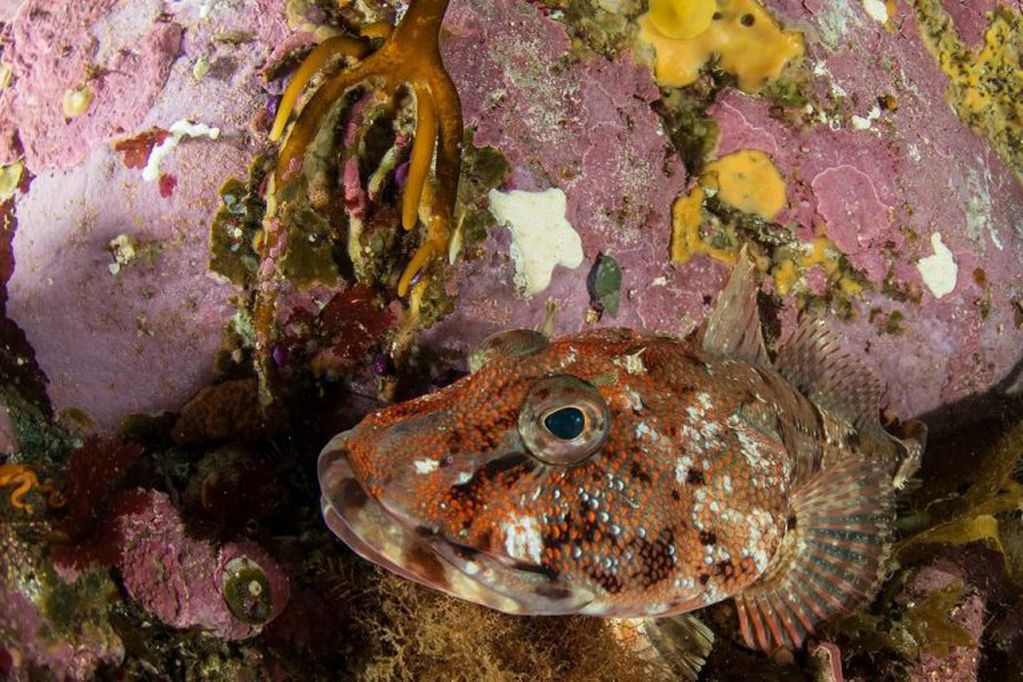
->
2;0;292;429
0;522;125;680
427;0;1023;431
0;587;125;680
0;0;1020;431
110;489;290;640
429;0;703;352
0;1;182;169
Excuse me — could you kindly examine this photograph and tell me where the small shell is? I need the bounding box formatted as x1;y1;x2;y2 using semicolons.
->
221;556;274;624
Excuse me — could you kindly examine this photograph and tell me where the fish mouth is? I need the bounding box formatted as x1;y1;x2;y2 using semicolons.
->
317;432;598;615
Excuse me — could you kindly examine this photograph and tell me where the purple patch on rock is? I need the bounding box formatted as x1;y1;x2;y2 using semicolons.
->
427;0;707;360
112;489;289;640
0;587;125;679
2;0;292;429
431;0;1023;427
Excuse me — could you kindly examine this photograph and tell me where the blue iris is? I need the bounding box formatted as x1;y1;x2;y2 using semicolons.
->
543;407;586;440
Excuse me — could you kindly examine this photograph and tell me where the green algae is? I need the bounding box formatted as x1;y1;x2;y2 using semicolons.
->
40;566;119;640
539;0;643;60
208;160;269;286
654;86;720;176
456;134;512;254
589;253;623;316
0;385;75;467
902;583;975;658
277;203;342;286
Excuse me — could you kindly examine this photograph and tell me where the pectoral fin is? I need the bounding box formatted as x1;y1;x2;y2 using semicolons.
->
468;329;549;373
733;455;894;652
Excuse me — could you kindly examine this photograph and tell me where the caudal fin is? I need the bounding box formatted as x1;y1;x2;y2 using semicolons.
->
733;455;894;651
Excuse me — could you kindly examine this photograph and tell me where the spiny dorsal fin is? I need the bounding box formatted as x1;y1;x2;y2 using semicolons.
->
775;316;884;436
733;455;894;652
701;244;770;367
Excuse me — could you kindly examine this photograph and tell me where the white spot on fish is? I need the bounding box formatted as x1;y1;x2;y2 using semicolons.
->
701;420;721;441
414;459;439;474
463;561;480;575
737;431;769;469
622;388;644;411
674;456;694;483
635;422;660;441
615;349;647;375
741;508;777;573
454;471;473;485
502;515;543;563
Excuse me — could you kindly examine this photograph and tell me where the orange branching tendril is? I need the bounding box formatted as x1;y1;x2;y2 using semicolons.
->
0;462;65;515
269;0;463;297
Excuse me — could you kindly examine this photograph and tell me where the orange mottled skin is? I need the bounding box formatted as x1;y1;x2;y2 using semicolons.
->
320;251;914;654
335;327;819;614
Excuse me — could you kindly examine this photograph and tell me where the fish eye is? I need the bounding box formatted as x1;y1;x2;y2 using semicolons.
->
543;406;586;440
519;376;609;466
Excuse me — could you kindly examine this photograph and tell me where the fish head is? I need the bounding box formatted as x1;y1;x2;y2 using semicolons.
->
319;328;775;616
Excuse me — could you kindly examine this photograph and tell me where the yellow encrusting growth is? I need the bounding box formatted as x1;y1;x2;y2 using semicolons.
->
647;0;717;39
772;257;797;295
913;2;1023;179
769;231;863;299
670;148;786;265
670;184;737;264
702;149;787;220
637;0;804;91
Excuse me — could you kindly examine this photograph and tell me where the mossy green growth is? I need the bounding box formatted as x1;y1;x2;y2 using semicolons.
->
758;66;809;109
109;600;255;681
902;583;975;657
456;132;512;254
655;86;720;176
208;159;269;286
0;385;75;466
0;524;119;658
277;204;341;286
41;567;119;640
538;0;643;60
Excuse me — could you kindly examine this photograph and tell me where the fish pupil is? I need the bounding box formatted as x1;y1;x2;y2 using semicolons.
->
544;407;585;440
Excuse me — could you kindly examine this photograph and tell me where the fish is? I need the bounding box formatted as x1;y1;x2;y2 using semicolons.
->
318;246;924;659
